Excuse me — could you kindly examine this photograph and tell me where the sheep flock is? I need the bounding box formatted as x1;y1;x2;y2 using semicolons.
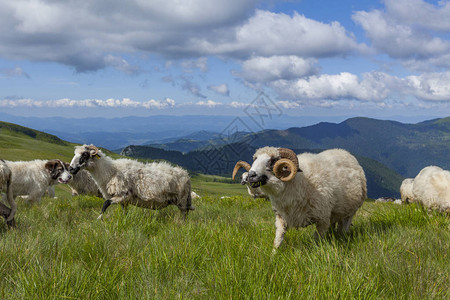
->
1;143;449;252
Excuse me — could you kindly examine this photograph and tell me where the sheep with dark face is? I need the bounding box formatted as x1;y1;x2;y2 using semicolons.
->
233;147;367;249
69;145;193;219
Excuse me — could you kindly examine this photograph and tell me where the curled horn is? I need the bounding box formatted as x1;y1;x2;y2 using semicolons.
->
232;161;251;180
273;148;300;182
86;145;99;157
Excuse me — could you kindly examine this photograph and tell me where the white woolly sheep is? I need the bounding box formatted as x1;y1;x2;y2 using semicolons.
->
233;147;367;249
412;166;450;213
400;178;414;204
0;159;15;225
69;145;194;219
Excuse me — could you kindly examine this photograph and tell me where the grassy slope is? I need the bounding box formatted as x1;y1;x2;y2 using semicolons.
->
0;122;449;298
0;193;449;299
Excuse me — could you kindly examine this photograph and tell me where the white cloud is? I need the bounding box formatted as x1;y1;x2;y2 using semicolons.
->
229;101;248;108
239;56;318;83
0;2;364;72
384;0;450;32
353;10;450;59
195;100;222;107
404;72;450;101
353;0;450;72
208;84;230;96
271;70;450;103
271;72;390;102
277;101;301;109
0;97;176;109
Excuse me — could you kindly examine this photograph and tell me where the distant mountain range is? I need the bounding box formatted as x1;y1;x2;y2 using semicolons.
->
0;112;346;149
1;112;435;150
144;116;450;178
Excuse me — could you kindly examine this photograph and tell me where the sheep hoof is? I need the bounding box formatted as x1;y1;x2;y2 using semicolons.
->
97;214;103;220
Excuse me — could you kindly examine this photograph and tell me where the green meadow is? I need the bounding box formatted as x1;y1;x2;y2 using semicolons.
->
0;122;449;299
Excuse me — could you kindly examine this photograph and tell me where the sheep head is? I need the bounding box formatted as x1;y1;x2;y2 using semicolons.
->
69;144;101;174
235;147;301;188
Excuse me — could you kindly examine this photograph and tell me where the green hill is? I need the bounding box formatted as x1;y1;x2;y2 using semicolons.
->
0;121;116;162
0;121;75;161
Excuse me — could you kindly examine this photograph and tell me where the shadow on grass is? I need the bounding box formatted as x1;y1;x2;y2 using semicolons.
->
279;214;399;251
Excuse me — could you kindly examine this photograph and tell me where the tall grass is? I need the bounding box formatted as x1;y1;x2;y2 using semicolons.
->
0;187;449;299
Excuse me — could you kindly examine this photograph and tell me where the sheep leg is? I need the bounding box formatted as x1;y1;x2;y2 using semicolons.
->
314;220;330;239
273;212;287;249
178;192;194;220
0;200;15;227
97;199;112;220
337;215;354;233
97;196;126;219
3;187;16;223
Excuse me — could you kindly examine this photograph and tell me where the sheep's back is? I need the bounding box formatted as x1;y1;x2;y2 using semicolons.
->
297;149;366;211
115;160;190;201
6;160;50;196
413;166;450;210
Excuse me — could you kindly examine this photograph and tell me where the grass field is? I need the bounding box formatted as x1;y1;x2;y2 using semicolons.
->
0;184;449;299
0;123;449;299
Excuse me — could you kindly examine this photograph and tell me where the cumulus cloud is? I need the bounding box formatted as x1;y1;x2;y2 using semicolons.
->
271;72;391;102
353;0;450;71
384;0;450;32
239;56;318;83
0;97;176;109
208;84;230;96
271;70;450;103
404;72;450;101
0;1;364;73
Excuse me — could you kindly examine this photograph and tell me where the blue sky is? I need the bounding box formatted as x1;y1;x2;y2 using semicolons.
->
1;0;450;120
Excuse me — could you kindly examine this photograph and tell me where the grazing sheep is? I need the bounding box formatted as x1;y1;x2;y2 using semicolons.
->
4;159;72;205
237;168;269;199
400;178;414;204
69;145;194;219
0;159;15;225
233;147;367;249
412;166;450;213
190;191;201;200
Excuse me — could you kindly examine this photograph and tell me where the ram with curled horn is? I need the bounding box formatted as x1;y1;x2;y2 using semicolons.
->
232;146;367;251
